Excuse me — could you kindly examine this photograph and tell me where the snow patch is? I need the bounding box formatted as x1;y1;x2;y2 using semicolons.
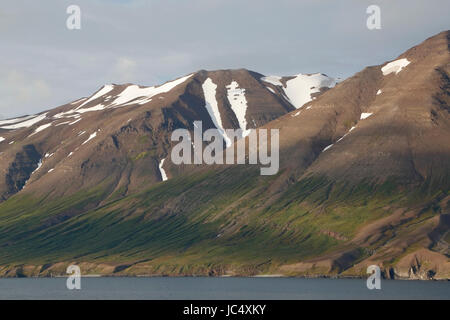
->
0;113;47;130
68;118;81;125
360;113;373;120
337;126;356;143
0;115;35;126
377;90;382;95
261;76;283;86
77;85;114;109
55;121;71;126
30;123;52;136
110;74;193;107
226;81;250;137
76;104;106;113
32;159;42;174
159;158;168;181
266;87;275;94
202;78;232;147
283;73;336;109
82;132;97;145
322;144;333;152
0;137;4;142
381;58;410;76
70;97;87;105
262;73;336;109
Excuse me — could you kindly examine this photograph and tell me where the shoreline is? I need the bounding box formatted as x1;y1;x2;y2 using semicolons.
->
0;274;447;281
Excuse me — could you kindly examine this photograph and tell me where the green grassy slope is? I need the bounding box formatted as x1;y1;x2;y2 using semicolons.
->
0;165;447;277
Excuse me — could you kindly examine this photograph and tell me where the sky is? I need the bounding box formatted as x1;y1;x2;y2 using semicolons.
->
0;0;449;119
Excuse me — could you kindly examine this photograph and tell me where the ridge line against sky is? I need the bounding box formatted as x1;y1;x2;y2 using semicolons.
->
0;0;449;119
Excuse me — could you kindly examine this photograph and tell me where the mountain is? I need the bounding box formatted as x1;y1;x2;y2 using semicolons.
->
0;69;335;202
0;31;448;280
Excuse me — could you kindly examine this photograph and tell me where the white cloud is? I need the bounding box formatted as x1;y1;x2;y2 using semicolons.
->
111;57;137;83
0;0;449;119
0;70;51;119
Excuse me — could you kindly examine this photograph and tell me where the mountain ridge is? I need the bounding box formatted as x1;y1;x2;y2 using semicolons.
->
0;31;448;279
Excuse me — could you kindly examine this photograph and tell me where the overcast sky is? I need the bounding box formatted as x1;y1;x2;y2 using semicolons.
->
0;0;449;118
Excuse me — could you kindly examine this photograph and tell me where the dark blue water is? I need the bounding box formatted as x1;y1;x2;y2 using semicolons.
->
0;277;448;300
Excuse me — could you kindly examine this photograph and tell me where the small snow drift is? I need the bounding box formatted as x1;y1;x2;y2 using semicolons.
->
30;123;52;136
360;113;373;120
261;75;283;86
266;87;276;94
322;144;333;152
159;158;168;181
82;132;97;145
77;85;114;109
381;58;410;75
337;126;356;143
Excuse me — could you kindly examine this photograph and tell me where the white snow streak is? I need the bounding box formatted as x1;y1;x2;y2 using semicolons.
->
266;87;275;94
110;74;193;106
381;58;410;76
70;98;87;105
0;115;35;126
30;123;52;136
68;118;82;125
48;74;193;124
322;144;333;152
32;159;42;174
337;126;356;143
0;137;4;142
77;85;114;109
55;121;71;126
82;132;97;145
202;78;232;147
159;158;168;181
0;113;47;130
360;113;373;120
226;81;250;137
261;75;283;86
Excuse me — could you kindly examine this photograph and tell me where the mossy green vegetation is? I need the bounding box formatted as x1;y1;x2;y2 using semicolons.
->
0;167;447;276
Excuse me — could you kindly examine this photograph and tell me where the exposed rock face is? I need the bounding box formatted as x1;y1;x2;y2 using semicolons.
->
2;145;41;200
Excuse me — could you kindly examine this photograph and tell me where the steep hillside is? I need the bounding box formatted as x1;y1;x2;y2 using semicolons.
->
0;69;336;203
0;32;448;279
